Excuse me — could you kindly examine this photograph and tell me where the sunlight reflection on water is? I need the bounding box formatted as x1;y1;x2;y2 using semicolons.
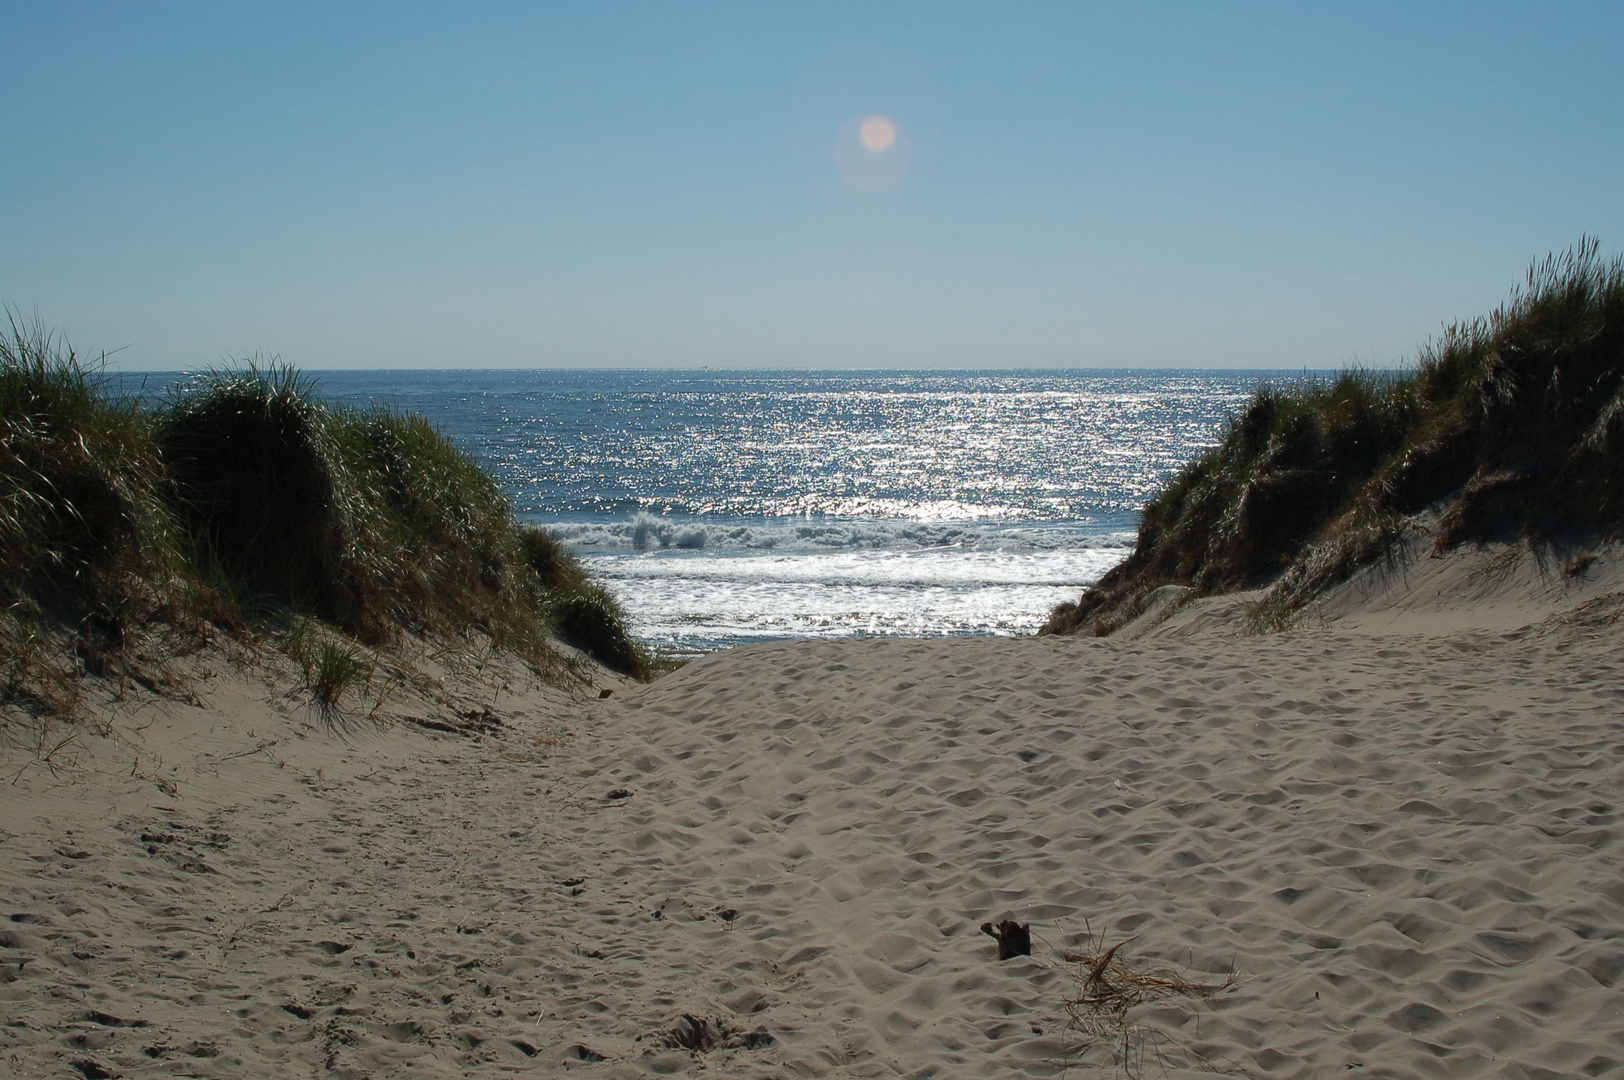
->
128;368;1274;648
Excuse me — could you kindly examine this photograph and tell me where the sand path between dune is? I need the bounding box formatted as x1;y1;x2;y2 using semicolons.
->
3;619;1622;1078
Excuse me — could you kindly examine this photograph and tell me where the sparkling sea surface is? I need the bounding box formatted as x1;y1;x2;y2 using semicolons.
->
135;369;1278;650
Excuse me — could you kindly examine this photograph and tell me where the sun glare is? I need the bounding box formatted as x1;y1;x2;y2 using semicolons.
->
835;113;911;191
859;114;897;154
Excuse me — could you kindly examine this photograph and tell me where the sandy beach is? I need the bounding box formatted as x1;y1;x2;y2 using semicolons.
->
10;5;1624;1076
3;549;1623;1079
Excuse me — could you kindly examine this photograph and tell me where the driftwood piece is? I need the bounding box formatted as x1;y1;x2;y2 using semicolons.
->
979;919;1032;959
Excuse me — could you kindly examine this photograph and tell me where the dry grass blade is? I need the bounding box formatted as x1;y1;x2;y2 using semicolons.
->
1066;939;1229;1017
1060;921;1238;1077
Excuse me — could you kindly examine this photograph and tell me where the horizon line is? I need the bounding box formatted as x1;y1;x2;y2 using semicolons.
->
101;362;1382;375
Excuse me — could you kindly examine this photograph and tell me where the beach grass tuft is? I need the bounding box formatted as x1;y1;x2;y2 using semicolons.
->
519;525;591;593
1;311;185;714
1045;238;1624;635
2;332;647;719
285;616;377;725
548;584;648;680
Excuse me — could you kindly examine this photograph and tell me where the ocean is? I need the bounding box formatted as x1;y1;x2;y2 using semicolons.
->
133;369;1273;651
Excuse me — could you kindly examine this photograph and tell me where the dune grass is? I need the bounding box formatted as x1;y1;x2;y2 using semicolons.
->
1045;238;1624;635
0;315;184;715
514;525;649;675
2;329;646;720
285;616;378;725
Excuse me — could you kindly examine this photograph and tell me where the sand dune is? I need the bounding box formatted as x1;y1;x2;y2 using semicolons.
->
4;569;1623;1077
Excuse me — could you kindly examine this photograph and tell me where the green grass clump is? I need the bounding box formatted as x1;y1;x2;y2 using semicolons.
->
514;524;642;675
517;524;645;677
285;616;376;725
0;314;184;709
155;363;647;677
549;584;647;680
2;334;647;719
1;316;176;607
157;364;362;626
519;525;591;592
1045;238;1624;635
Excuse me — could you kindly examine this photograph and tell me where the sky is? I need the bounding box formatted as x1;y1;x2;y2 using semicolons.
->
4;2;1623;371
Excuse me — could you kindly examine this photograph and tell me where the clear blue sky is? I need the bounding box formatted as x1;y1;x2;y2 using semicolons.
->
4;2;1622;370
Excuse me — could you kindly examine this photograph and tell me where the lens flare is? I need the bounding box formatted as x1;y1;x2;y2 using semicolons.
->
858;115;896;153
834;114;911;192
